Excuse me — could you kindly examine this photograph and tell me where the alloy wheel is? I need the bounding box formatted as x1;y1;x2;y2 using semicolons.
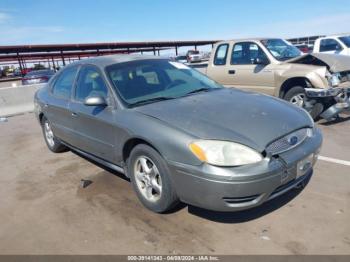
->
134;156;162;202
44;121;55;148
290;93;305;107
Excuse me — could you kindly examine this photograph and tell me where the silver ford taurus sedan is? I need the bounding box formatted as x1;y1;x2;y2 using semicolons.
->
34;55;322;213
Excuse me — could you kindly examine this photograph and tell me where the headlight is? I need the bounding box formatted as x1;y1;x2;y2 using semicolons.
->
189;140;263;167
329;73;341;87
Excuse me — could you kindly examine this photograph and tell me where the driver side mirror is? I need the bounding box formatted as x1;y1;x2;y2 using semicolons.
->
253;57;269;65
84;95;107;107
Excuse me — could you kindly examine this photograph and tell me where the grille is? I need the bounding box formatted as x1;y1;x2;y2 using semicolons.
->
266;128;310;155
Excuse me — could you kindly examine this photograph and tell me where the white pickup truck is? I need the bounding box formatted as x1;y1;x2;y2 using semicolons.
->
313;35;350;56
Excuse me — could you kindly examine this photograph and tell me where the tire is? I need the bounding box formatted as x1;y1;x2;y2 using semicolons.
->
283;86;306;108
41;116;68;153
128;144;179;213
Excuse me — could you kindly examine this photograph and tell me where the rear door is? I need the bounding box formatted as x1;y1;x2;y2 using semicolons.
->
225;42;275;95
45;66;79;145
69;65;116;162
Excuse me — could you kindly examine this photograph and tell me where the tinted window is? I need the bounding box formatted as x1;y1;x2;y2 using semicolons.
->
339;36;350;47
75;66;109;102
214;44;228;65
106;59;221;106
52;67;78;99
231;42;268;65
320;39;342;52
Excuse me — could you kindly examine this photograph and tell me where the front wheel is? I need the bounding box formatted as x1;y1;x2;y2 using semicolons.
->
128;144;179;213
283;86;306;108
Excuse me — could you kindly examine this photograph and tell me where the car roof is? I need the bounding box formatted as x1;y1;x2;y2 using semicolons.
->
67;54;166;68
216;38;285;44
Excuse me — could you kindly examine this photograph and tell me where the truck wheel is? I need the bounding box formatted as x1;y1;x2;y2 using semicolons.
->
128;144;179;213
41;116;68;153
283;86;306;107
283;86;306;108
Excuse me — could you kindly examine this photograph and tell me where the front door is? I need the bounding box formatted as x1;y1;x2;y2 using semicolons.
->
226;42;275;95
69;65;116;163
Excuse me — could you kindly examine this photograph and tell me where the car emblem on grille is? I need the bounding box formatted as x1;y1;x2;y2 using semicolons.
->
288;136;298;146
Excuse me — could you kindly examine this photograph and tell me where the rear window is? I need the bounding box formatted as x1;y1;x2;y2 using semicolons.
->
214;44;228;65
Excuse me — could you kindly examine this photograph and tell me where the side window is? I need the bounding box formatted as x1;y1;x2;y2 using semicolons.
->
214;44;228;65
231;42;268;65
52;67;78;99
320;39;341;52
75;66;109;102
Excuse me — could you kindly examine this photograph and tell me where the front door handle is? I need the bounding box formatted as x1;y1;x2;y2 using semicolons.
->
44;103;49;108
71;112;78;117
228;70;236;75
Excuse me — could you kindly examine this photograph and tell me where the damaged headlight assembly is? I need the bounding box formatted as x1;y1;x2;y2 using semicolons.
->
189;140;263;167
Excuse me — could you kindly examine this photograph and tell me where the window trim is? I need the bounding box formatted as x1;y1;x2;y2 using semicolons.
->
50;65;80;100
230;41;270;65
213;43;229;66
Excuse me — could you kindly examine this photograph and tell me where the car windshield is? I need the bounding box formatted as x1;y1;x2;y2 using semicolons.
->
106;59;221;107
261;39;302;61
339;36;350;47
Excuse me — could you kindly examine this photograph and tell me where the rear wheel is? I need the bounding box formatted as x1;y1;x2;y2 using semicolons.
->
41;116;68;153
128;144;179;213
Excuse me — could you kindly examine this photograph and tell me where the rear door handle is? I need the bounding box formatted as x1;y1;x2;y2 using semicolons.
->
228;70;236;75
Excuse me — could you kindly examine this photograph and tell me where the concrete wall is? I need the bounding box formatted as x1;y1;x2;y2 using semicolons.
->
0;84;44;117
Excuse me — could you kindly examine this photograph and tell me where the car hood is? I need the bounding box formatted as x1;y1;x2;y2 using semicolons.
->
286;53;350;73
134;89;313;152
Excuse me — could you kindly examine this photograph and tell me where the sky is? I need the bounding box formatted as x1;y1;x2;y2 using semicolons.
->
0;0;350;46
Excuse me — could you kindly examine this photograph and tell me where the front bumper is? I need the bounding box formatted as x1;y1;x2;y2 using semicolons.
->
305;87;350;120
168;128;322;212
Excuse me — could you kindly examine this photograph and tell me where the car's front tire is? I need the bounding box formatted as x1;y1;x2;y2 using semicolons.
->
41;116;68;153
128;144;179;213
284;86;306;108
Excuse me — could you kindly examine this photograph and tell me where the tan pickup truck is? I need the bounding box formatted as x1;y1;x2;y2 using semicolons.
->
197;38;350;119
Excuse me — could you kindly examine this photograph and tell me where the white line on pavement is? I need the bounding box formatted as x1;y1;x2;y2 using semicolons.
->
319;156;350;166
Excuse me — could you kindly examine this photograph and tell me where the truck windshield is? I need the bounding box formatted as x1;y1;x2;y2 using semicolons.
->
261;39;301;61
339;36;350;47
106;59;222;107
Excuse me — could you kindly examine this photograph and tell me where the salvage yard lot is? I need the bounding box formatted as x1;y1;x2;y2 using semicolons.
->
0;113;349;254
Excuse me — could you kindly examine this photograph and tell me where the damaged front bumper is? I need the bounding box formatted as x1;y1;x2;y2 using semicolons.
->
305;87;350;120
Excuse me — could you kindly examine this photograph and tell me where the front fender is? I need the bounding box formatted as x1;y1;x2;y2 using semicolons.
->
114;110;202;166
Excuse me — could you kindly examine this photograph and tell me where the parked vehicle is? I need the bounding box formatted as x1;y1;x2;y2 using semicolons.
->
22;69;55;85
3;67;15;77
313;35;350;55
197;38;350;120
294;44;311;54
175;55;188;63
186;50;202;63
35;55;322;213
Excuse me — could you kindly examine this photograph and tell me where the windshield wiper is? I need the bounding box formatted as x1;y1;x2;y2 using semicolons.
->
130;96;175;107
184;87;212;96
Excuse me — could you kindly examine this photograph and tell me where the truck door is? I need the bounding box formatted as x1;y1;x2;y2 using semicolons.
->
225;42;275;95
319;38;345;55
